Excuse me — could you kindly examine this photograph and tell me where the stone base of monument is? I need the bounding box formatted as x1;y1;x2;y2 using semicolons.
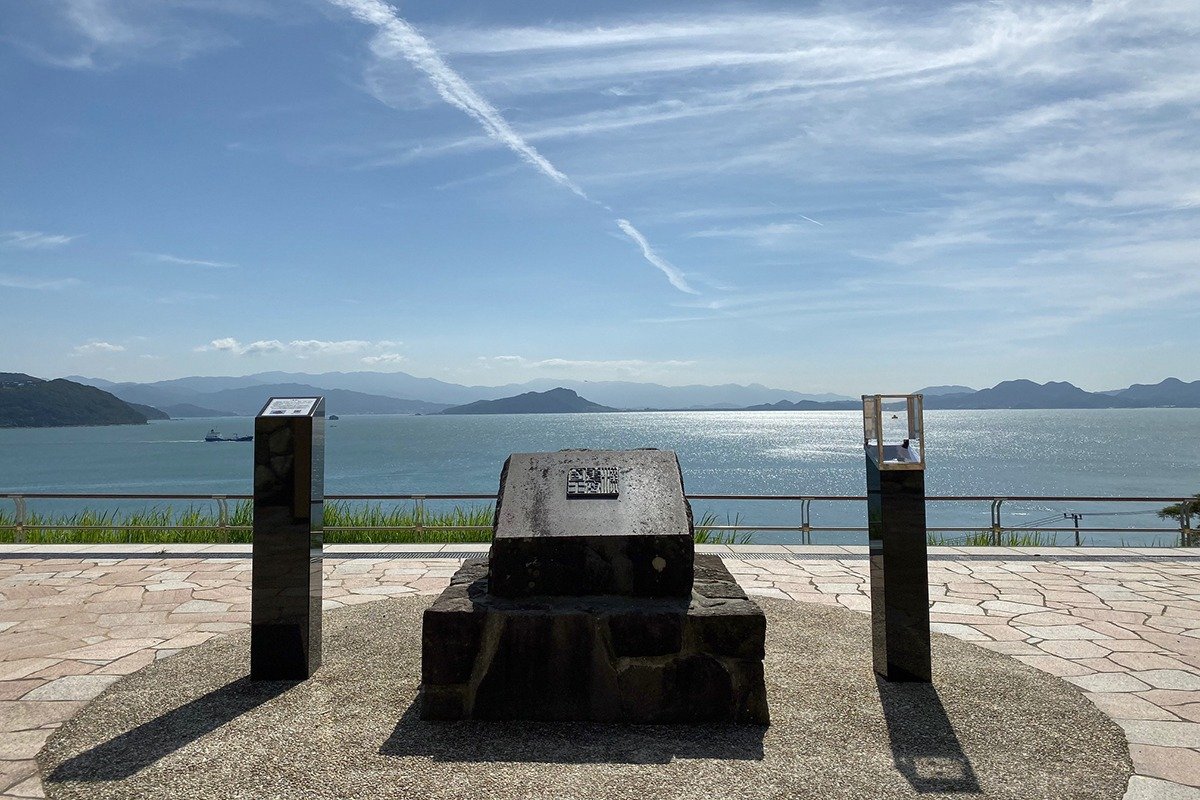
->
421;554;769;724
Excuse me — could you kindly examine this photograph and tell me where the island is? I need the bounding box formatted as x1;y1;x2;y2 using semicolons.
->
440;387;616;415
0;373;162;428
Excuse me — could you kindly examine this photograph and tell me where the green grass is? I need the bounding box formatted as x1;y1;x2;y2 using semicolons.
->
926;529;1061;547
0;502;754;545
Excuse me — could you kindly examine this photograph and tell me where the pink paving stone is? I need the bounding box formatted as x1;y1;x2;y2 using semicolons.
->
27;661;95;680
1133;671;1200;691
1175;705;1200;723
0;660;60;683
57;638;162;661
0;700;86;732
1037;639;1112;659
1017;624;1113;641
0;681;43;701
1076;657;1130;673
21;674;121;702
85;647;155;675
976;641;1043;656
5;773;46;798
1068;673;1153;693
1130;744;1200;787
0;761;38;795
1111;652;1197;672
1081;620;1145;640
969;623;1036;642
1014;654;1096;678
1105;640;1165;653
1087;692;1181;722
0;728;54;760
1011;611;1092;627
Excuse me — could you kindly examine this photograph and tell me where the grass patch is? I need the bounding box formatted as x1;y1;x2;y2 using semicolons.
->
927;530;1061;547
0;502;752;545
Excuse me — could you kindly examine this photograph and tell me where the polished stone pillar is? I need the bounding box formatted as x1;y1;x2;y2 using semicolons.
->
867;453;932;682
251;397;324;680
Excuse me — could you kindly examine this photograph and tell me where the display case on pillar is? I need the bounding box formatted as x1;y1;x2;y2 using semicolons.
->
250;396;325;681
862;393;931;682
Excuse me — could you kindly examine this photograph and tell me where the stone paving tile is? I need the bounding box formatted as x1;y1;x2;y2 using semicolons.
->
1;547;1199;798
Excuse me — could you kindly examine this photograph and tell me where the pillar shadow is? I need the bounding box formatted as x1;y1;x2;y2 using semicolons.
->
379;696;766;764
875;676;981;794
47;677;295;782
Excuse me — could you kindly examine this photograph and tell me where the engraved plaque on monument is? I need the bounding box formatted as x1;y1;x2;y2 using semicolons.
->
489;450;694;598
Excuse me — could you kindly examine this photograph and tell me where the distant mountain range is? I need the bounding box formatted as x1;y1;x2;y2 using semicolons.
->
442;388;616;415
748;379;1200;411
68;371;849;413
1;373;163;428
58;372;1200;417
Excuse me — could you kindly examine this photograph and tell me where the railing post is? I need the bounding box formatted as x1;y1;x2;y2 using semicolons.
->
800;498;812;545
215;496;229;543
13;495;27;545
414;495;425;538
991;499;1005;546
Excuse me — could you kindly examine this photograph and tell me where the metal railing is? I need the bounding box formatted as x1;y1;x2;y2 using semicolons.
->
1;491;1193;547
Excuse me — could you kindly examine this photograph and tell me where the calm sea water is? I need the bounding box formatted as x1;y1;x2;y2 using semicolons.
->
1;410;1196;545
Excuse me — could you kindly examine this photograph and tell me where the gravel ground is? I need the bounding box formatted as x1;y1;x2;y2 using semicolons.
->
39;596;1130;800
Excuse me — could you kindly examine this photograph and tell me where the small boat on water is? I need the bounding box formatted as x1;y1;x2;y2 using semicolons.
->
329;415;340;420
205;429;253;442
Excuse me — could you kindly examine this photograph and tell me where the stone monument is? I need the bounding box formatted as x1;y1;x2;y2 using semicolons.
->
421;449;769;724
862;394;932;682
251;396;325;680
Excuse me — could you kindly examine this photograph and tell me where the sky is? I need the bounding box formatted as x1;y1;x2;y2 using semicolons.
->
1;0;1197;395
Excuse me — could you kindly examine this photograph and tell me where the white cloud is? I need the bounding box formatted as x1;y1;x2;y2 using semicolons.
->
326;0;700;294
2;231;77;249
330;0;586;199
196;338;404;359
614;220;696;294
361;353;405;365
73;341;125;354
146;253;237;269
10;0;251;70
688;221;822;247
0;273;82;290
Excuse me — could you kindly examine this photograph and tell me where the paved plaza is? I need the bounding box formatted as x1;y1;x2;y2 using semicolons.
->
2;544;1198;799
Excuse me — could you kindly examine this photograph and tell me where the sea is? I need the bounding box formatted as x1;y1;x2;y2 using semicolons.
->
1;410;1197;546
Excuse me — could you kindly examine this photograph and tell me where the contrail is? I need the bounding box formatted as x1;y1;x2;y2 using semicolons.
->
327;0;696;294
616;220;698;294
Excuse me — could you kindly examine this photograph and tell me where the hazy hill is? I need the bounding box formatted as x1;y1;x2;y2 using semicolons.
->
743;399;860;411
0;374;153;428
1108;377;1200;407
925;380;1130;409
127;402;170;421
441;388;616;414
915;385;976;396
190;384;447;416
159;403;237;419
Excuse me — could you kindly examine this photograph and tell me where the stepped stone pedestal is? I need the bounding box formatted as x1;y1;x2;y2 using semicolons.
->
421;449;769;724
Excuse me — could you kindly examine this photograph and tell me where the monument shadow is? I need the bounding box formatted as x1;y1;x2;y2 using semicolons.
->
46;677;295;783
875;676;981;794
380;697;766;764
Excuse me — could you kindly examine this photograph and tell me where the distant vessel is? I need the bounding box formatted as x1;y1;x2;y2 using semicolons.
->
205;429;252;442
329;415;340;420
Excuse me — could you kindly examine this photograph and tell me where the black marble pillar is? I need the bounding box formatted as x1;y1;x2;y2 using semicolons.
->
251;397;324;680
867;454;932;682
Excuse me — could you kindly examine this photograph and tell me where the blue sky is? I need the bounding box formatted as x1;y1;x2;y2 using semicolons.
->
2;0;1197;395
